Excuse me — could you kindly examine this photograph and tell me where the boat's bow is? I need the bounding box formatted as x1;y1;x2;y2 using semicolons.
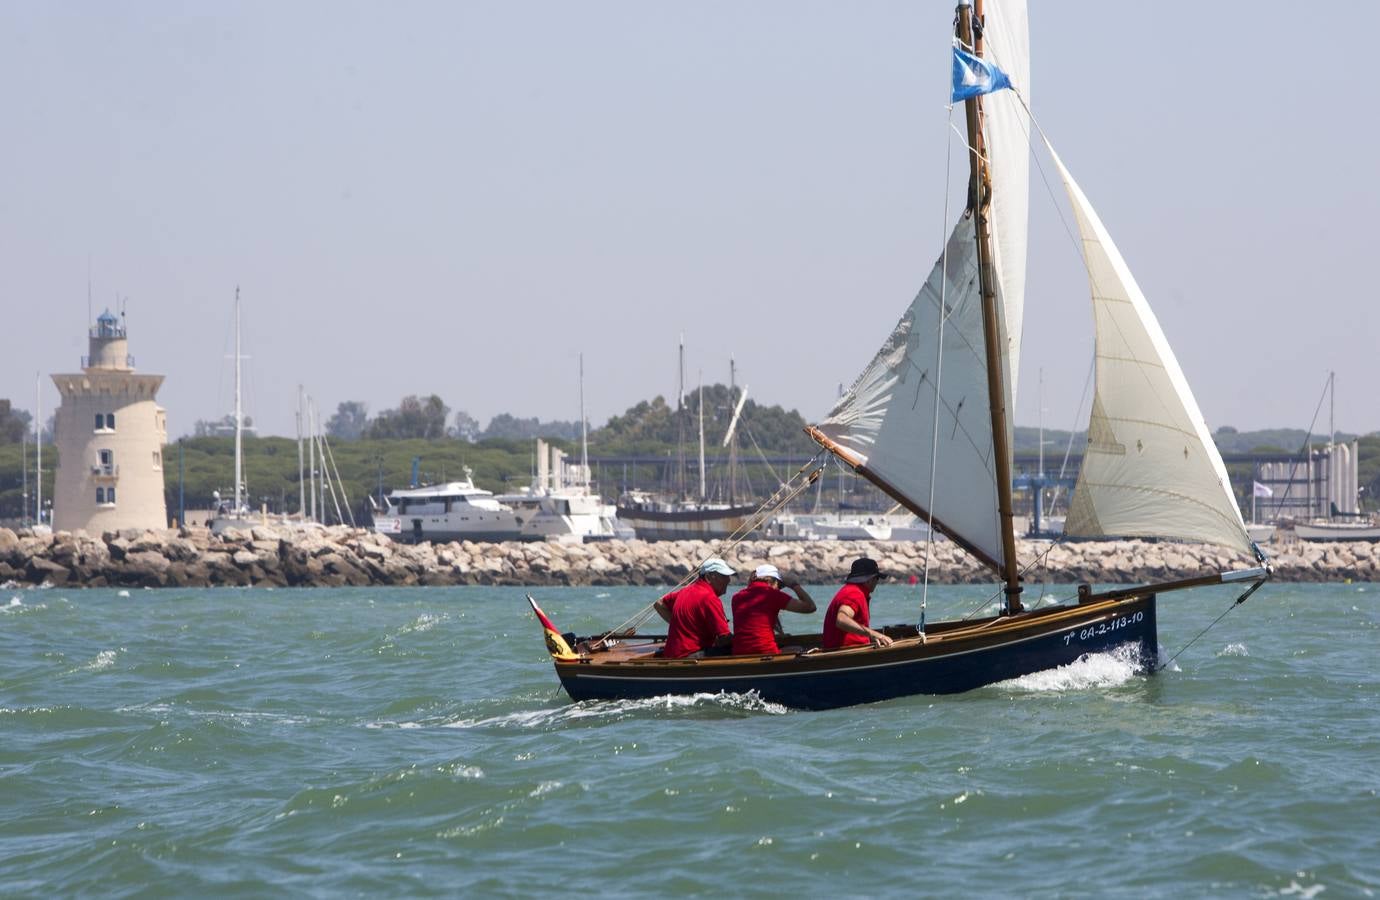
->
528;595;578;661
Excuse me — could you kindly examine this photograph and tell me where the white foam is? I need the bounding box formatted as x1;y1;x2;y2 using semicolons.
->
438;764;484;779
74;649;118;673
444;690;788;729
1217;642;1249;657
389;612;447;640
996;643;1146;693
116;590;131;598
1278;879;1327;899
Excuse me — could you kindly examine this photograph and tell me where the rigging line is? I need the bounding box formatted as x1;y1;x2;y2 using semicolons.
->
1018;94;1215;471
1008;90;1084;260
948;122;991;168
317;432;345;525
1048;354;1095;514
1265;375;1332;518
960;534;1075;622
596;461;823;644
590;455;827;648
921;101;960;629
741;424;784;485
962;582;1007;621
1015;97;1202;449
1164;577;1266;667
321;432;356;528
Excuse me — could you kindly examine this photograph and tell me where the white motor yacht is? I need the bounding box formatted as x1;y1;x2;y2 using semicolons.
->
372;469;520;543
495;439;624;542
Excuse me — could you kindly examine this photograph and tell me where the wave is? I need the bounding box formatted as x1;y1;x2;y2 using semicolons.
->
394;612;447;636
995;643;1148;693
435;690;789;730
3;594;51;614
60;649;119;675
116;702;317;727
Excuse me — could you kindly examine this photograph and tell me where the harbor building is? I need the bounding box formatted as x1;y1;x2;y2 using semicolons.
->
50;310;168;532
1255;440;1361;520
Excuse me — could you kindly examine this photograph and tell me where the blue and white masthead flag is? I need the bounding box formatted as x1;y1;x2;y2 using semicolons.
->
951;44;1013;102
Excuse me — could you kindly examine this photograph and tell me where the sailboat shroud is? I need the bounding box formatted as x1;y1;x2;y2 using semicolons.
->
533;0;1267;709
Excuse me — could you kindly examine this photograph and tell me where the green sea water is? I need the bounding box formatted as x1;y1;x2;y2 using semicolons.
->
2;582;1377;897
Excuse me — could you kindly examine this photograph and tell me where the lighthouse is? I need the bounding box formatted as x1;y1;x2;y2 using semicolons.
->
50;309;168;532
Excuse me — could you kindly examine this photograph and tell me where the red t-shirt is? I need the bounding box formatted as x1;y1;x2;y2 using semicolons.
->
660;579;730;659
730;583;793;656
822;583;872;649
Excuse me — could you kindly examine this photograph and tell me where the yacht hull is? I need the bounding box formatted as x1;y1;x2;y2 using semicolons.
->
385;529;525;544
615;504;759;541
1293;522;1380;542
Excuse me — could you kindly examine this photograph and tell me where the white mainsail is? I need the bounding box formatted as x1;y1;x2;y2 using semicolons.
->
980;0;1031;414
817;216;1004;568
1047;141;1254;556
813;0;1029;572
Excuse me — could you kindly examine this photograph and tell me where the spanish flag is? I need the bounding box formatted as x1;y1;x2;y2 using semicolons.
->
528;595;577;660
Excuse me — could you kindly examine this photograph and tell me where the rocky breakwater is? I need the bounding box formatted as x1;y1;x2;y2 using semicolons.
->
1;525;1377;588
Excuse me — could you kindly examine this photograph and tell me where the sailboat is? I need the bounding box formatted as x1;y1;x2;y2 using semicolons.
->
1290;374;1379;541
209;288;252;534
531;0;1269;709
494;356;625;542
615;341;759;540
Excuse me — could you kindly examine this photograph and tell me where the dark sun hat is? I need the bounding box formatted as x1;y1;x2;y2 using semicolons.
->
845;557;883;583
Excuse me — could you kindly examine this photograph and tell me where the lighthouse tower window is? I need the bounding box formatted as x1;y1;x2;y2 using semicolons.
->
95;413;116;432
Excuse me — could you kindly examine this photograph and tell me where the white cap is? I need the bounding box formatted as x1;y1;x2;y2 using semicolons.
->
753;564;782;581
699;557;736;577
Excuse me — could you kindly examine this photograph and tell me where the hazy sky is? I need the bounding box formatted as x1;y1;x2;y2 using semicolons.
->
3;1;1376;439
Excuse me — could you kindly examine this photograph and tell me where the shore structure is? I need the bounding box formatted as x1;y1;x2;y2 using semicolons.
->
1;527;1374;588
50;310;168;533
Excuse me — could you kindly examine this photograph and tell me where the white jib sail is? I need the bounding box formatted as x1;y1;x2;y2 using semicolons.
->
817;215;1004;568
979;0;1030;415
1047;141;1254;556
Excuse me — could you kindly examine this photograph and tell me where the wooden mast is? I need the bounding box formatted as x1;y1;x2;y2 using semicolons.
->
957;0;1023;614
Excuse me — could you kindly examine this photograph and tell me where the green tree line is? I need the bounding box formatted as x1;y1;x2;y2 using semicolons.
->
2;391;1378;521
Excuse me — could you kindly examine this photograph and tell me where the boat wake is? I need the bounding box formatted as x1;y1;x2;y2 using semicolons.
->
995;643;1147;693
443;691;789;730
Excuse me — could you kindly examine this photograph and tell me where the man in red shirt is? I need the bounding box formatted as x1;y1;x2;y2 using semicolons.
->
730;564;817;656
653;557;735;659
822;557;895;650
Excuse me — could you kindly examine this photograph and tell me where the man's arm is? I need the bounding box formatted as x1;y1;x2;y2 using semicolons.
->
711;600;732;647
835;603;894;647
781;580;816;614
653;593;674;623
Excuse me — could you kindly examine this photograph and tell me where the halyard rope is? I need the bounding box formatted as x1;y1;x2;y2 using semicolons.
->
589;453;828;649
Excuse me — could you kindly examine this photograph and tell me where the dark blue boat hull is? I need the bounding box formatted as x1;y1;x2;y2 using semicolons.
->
555;596;1158;710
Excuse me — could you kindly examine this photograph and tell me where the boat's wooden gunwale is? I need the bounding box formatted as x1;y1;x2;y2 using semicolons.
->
555;594;1150;679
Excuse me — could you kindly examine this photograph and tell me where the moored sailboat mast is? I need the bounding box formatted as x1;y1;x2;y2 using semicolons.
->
233;286;244;517
957;0;1022;613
